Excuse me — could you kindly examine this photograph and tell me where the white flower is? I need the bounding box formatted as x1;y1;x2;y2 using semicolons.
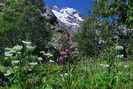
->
98;40;105;44
60;74;63;77
4;52;13;57
60;73;69;77
49;60;54;63
40;51;53;57
5;48;16;54
116;46;123;50
44;53;53;57
116;55;124;58
64;73;68;76
4;70;13;76
100;64;110;68
9;50;16;53
13;45;23;51
22;41;32;45
11;60;20;64
5;48;12;51
38;57;43;61
40;51;45;54
17;52;21;54
29;62;38;66
124;65;129;68
26;45;36;51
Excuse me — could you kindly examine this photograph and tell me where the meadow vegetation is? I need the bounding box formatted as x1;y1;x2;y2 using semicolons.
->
0;0;132;89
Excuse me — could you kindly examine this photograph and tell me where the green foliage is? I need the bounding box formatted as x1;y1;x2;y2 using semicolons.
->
75;17;98;56
0;0;52;48
75;17;113;56
75;0;132;56
92;0;133;28
0;43;133;89
1;58;133;89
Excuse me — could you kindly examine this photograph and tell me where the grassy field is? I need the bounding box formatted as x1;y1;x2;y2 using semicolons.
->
0;58;133;89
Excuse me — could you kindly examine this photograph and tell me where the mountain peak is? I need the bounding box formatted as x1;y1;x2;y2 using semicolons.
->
51;6;83;32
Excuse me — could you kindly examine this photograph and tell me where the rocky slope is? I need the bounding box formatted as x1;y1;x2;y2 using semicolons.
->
41;5;83;32
52;6;83;32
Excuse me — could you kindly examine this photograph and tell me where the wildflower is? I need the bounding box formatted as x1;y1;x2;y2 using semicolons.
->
44;53;53;57
22;41;32;45
123;57;128;62
5;47;16;54
98;40;105;44
4;52;13;57
26;45;36;51
60;74;64;77
17;52;21;54
68;47;75;52
116;45;123;50
38;57;43;61
40;51;45;54
49;60;54;63
59;56;64;64
5;48;12;51
27;68;33;72
29;62;38;66
13;45;23;51
124;65;129;68
116;55;124;58
40;51;53;57
65;48;69;53
64;73;68;76
60;51;67;55
11;60;20;64
4;70;13;76
60;73;69;77
100;64;109;68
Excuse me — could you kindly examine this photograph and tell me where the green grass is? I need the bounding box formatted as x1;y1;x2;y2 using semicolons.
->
0;59;133;89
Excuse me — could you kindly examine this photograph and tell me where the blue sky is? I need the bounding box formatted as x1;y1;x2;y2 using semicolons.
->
43;0;93;15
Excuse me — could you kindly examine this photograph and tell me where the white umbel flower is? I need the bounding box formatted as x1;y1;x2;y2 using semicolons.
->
38;57;43;61
22;41;32;45
116;55;124;58
29;62;38;66
26;45;36;51
124;65;129;68
40;51;53;57
49;60;54;63
11;60;20;64
4;52;13;57
116;45;124;50
45;53;53;57
64;73;69;76
13;45;23;51
4;70;13;76
5;48;12;51
100;64;110;68
40;51;45;54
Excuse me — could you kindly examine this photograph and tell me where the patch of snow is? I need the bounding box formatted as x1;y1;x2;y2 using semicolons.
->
52;7;83;32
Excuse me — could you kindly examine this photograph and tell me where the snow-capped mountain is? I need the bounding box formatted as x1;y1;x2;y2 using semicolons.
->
51;6;84;32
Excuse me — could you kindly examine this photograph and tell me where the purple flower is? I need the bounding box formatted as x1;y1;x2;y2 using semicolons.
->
59;56;64;64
